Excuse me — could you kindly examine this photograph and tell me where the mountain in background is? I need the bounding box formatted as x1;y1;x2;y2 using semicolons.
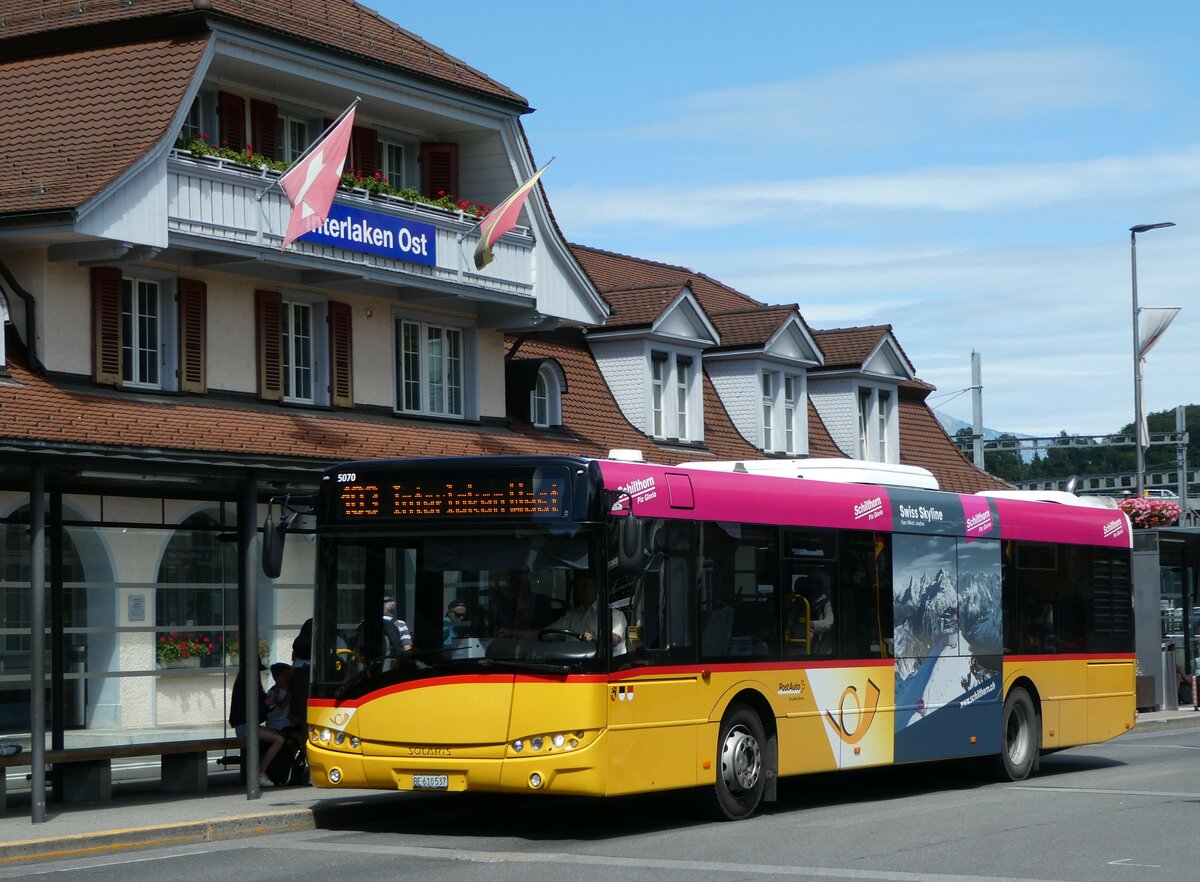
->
933;411;1037;463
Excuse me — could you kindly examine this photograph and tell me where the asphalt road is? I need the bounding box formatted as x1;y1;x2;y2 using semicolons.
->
7;724;1198;882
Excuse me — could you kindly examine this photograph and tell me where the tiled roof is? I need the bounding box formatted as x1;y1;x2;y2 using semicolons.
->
570;244;760;315
708;306;798;350
810;325;890;369
598;286;685;330
0;1;525;107
508;331;764;464
897;391;1009;493
0;35;208;215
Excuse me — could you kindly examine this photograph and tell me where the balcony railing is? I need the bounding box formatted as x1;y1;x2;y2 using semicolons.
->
166;151;534;298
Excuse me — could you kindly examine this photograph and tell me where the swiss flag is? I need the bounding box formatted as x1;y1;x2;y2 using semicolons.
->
279;105;357;249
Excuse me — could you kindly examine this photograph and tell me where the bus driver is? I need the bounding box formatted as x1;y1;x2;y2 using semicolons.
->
547;572;626;653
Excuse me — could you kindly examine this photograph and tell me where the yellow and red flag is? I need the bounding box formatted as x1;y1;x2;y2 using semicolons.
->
473;161;551;270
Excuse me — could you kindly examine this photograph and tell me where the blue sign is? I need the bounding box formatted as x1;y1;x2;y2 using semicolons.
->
301;203;437;266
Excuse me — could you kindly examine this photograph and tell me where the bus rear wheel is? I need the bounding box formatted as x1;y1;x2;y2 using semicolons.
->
710;704;766;821
996;687;1037;781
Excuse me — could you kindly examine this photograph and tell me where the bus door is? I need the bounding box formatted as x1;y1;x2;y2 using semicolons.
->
606;519;699;795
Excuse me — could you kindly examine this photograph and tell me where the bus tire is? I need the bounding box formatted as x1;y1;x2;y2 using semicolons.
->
710;704;766;821
996;687;1038;781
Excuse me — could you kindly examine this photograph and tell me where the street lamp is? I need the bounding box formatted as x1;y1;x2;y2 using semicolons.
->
1130;222;1175;497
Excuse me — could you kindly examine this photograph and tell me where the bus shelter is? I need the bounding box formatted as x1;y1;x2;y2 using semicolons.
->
1132;527;1200;710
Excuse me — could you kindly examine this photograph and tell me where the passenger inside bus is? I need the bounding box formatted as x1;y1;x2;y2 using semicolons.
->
787;570;835;655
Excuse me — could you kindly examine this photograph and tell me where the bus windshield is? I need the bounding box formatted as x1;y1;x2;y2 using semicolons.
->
313;525;604;696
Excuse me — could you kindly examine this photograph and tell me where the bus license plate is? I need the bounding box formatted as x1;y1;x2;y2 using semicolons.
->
412;774;449;790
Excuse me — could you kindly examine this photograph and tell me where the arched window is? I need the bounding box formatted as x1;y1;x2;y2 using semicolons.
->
530;362;564;428
156;511;237;658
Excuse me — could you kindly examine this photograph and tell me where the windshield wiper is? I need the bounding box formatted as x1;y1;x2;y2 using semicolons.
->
473;657;572;675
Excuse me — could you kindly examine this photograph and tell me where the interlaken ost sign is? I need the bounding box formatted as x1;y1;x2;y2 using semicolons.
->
300;203;437;266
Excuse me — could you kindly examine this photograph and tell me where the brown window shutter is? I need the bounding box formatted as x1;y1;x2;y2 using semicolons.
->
255;289;284;401
177;279;207;394
420;141;459;198
328;301;354;408
250;99;278;160
351;126;379;177
217;91;245;151
90;266;122;385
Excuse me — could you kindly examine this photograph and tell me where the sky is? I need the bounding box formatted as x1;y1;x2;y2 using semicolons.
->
382;1;1200;438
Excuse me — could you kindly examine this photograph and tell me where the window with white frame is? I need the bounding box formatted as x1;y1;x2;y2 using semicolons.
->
180;96;206;143
121;278;161;387
858;388;872;459
282;300;314;403
382;141;405;189
531;363;563;428
857;386;895;462
278;116;309;163
395;318;467;418
878;390;890;461
648;349;699;441
760;368;803;455
676;357;692;442
0;294;9;371
762;371;775;453
651;355;666;437
784;375;798;454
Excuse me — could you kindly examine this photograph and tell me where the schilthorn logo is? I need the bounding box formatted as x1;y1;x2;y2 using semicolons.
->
620;477;657;501
965;510;993;534
854;497;884;521
1103;519;1125;539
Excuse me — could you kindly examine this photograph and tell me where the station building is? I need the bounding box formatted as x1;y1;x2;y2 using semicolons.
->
0;0;1006;752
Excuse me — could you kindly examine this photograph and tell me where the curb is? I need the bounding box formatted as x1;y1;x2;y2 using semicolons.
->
1132;712;1200;733
0;807;316;864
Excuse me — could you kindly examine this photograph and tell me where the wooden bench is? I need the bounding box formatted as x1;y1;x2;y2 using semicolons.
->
0;737;243;812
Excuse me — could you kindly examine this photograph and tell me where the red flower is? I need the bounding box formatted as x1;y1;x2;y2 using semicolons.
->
437;189;446;197
245;143;253;152
374;171;382;180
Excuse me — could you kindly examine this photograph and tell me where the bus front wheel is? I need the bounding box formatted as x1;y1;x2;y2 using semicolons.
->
710;704;766;821
995;687;1038;781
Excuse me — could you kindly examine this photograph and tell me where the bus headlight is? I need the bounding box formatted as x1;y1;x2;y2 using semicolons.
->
321;728;332;743
530;736;544;751
349;736;360;749
334;731;346;745
551;733;565;749
512;739;524;752
529;772;543;789
329;768;342;784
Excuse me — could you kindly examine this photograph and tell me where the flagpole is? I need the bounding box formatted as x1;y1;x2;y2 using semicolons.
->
256;96;361;203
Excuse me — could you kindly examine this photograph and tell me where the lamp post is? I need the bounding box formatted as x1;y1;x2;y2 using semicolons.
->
1130;222;1175;497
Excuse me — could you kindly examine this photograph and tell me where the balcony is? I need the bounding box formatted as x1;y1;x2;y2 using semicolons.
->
166;151;535;302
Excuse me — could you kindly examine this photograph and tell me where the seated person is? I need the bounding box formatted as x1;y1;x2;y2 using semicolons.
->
382;598;414;654
443;600;468;645
546;572;627;653
229;661;286;789
788;571;834;654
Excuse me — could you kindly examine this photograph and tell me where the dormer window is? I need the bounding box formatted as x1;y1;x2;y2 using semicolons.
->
762;371;774;453
647;349;699;441
676;356;692;442
531;362;564;427
857;385;896;462
759;368;804;455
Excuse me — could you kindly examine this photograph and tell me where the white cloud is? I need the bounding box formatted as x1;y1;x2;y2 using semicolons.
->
627;48;1145;147
549;146;1200;233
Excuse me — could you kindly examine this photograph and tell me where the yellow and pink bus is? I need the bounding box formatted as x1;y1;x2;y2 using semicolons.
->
289;454;1135;820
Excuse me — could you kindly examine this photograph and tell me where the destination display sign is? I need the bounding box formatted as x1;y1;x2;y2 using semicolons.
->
332;469;567;521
